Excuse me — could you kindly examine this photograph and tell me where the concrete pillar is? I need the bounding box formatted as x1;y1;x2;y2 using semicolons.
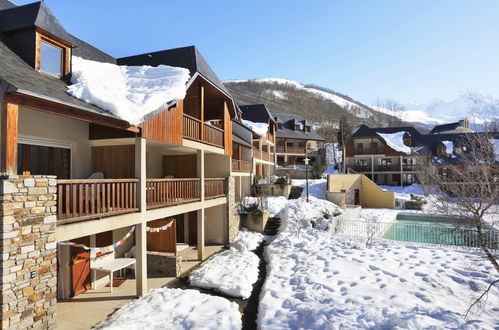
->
400;156;403;185
197;149;205;260
197;208;205;260
135;137;147;295
183;213;189;244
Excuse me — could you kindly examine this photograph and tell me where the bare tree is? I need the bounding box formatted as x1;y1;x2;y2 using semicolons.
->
373;97;407;127
416;131;498;317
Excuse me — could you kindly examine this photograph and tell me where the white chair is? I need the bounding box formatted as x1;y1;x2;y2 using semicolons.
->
88;172;104;179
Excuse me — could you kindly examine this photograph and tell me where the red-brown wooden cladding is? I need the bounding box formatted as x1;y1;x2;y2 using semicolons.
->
146;179;200;209
57;179;139;224
232;159;252;172
139;101;183;145
261;150;272;162
147;218;177;253
204;178;225;199
204;124;224;147
253;148;261;159
183;114;201;141
223;102;233;155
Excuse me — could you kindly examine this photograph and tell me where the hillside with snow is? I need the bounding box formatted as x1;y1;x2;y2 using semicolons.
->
223;78;406;140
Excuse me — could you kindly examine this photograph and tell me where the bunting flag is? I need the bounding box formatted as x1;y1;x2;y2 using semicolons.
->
58;226;135;253
146;220;174;233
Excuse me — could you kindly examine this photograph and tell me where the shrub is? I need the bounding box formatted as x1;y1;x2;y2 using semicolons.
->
404;200;423;210
311;163;327;179
274;176;288;185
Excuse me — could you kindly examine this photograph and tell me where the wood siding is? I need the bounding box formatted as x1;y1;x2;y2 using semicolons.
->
163;155;197;178
224;102;233;155
147;218;177;253
1;102;19;174
91;145;135;178
138;101;184;145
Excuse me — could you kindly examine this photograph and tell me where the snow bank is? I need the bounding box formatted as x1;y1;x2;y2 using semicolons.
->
242;120;268;137
230;227;264;252
292;179;328;199
189;248;259;299
67;56;190;125
94;288;241;329
258;194;499;329
377;132;411;154
442;140;454;155
379;184;425;195
267;196;288;218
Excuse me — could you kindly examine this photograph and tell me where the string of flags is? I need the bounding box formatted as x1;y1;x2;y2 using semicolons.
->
57;226;135;253
146;220;174;233
57;221;174;252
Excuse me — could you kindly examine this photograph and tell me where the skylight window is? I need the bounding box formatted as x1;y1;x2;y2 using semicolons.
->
39;40;63;76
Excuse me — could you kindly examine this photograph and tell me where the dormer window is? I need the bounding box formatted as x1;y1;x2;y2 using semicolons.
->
294;125;300;131
40;40;63;76
305;126;311;132
36;30;72;78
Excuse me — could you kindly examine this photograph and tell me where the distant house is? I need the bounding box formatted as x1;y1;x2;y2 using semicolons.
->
271;113;326;167
343;120;498;186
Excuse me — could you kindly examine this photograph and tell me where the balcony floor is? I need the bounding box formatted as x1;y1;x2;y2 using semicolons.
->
57;245;225;329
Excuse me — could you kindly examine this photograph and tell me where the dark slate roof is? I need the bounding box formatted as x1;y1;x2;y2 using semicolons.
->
0;0;16;10
232;120;253;147
429;121;460;134
239;104;276;124
271;112;325;141
117;46;230;97
0;34;118;118
352;124;423;139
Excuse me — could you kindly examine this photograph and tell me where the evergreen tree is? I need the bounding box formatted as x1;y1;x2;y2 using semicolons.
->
336;116;352;148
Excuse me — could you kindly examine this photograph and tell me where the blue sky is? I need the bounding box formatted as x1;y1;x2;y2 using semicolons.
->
17;0;499;106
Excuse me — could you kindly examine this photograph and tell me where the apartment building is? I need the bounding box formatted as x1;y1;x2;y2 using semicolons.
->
239;104;277;178
0;1;239;327
272;113;325;167
344;122;498;186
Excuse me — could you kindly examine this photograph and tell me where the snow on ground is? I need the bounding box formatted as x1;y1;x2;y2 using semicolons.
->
94;288;241;330
267;196;288;218
259;194;499;329
189;228;263;299
229;227;264;252
68;56;190;125
189;249;259;299
377;131;411;154
242;119;269;137
293;179;327;199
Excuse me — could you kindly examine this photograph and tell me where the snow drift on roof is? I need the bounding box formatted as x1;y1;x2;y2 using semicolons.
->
67;56;190;125
491;139;499;161
377;131;411;154
242;119;268;137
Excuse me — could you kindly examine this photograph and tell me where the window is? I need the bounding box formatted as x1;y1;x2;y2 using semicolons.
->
372;142;378;153
36;30;72;77
357;143;363;154
40;40;63;76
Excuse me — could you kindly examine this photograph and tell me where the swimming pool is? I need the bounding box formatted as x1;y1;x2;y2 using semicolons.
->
383;215;498;249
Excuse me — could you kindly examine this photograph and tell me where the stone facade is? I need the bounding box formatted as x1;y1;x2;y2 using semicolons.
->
226;176;240;242
147;252;181;277
0;175;57;329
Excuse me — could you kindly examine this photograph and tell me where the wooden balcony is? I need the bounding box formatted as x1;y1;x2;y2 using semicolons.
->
57;179;139;224
252;148;274;163
146;178;201;209
183;114;224;148
232;159;252;172
204;178;226;199
353;166;371;172
375;165;396;172
262;150;272;162
275;146;310;154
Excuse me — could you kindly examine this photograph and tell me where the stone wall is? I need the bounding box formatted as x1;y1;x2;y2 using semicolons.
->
0;175;57;329
147;252;181;277
226;176;240;242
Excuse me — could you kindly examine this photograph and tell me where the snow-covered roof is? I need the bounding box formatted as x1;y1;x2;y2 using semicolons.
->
242;119;269;137
441;140;454;155
67;56;190;125
377;131;411;154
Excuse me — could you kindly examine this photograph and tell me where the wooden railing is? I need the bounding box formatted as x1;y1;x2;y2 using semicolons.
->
146;178;200;209
253;148;261;158
232;159;252;172
57;179;139;224
262;150;272;162
204;124;224;147
204;178;226;199
276;146;285;153
275;146;307;154
183;114;201;141
183;114;224;148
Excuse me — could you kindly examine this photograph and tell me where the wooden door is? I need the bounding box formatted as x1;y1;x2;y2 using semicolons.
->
188;212;197;245
71;236;91;296
147;218;176;253
354;189;360;205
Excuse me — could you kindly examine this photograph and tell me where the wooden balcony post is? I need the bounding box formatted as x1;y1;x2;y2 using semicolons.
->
1;102;19;174
200;85;204;141
135;137;147;295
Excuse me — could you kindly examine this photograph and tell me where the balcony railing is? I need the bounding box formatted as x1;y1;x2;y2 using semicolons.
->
57;179;139;224
146;178;200;209
232;159;252;172
253;148;260;158
204;178;226;199
262;150;272;162
353;166;371;172
183;114;224;148
276;146;311;154
375;165;396;172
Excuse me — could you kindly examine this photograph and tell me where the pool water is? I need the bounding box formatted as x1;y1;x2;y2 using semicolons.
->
383;216;497;249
